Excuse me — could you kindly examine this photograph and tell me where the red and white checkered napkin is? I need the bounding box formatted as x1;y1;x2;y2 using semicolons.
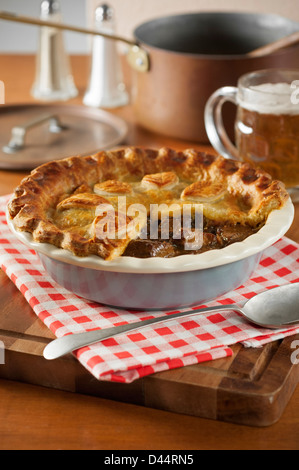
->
1;194;299;383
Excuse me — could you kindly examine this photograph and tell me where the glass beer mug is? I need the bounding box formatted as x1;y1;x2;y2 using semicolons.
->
205;69;299;200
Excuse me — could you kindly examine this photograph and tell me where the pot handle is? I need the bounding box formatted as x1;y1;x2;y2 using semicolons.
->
204;86;240;161
0;10;150;73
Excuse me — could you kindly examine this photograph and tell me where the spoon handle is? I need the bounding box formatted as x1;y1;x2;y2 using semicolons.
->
43;304;238;360
248;31;299;58
0;11;136;46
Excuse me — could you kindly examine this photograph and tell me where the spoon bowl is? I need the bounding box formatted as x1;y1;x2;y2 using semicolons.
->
238;283;299;328
43;283;299;360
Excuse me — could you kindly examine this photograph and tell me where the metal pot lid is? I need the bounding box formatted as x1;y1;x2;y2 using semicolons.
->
0;103;128;170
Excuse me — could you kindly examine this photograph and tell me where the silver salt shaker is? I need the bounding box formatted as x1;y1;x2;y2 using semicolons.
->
83;3;129;108
31;0;78;101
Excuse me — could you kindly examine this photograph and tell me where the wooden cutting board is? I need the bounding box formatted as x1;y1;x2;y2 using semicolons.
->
0;267;298;427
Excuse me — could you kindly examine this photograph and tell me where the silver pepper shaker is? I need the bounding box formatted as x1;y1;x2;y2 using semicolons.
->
31;0;78;101
83;3;129;108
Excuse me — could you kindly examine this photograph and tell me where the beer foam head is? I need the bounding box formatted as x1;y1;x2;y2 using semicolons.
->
238;82;299;115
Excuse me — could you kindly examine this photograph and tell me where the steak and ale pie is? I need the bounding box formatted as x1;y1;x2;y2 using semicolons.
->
8;147;289;261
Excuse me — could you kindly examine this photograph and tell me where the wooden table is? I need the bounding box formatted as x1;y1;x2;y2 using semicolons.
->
0;55;298;450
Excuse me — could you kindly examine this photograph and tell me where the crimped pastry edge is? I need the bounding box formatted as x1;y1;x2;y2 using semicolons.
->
7;147;291;263
6;198;294;273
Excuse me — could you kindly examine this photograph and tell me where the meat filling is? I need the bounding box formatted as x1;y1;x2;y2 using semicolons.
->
123;216;260;258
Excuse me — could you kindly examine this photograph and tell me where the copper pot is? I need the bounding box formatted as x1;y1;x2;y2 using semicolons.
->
1;10;299;143
131;12;299;143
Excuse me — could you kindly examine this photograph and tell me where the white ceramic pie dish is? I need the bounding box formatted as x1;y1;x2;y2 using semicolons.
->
6;199;294;309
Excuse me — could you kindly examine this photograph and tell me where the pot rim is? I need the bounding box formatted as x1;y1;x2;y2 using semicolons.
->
134;11;299;61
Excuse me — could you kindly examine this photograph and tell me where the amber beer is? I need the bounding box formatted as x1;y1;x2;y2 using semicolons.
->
235;83;299;189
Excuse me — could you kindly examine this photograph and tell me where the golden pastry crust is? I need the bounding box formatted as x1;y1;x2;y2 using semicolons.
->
57;193;109;211
141;172;179;190
8;147;289;260
181;180;226;202
94;180;133;196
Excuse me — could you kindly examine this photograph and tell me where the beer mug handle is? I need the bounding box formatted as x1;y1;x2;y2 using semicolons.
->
204;86;240;161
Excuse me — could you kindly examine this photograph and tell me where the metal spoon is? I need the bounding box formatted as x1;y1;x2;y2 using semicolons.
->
43;283;299;360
